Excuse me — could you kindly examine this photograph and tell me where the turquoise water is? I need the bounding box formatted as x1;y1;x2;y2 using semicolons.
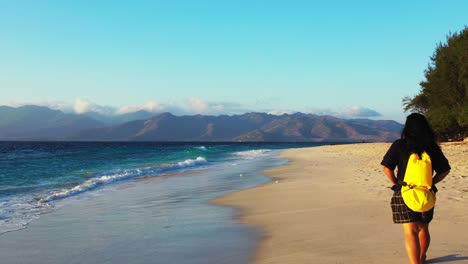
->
0;142;320;234
0;142;321;263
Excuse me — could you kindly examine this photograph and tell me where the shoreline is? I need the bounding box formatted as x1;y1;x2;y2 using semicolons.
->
214;142;468;263
0;148;281;264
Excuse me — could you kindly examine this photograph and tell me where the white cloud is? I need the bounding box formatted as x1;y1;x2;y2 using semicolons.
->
73;98;114;115
119;101;189;115
267;109;294;115
1;98;251;116
305;106;382;119
41;101;73;112
306;107;341;117
344;106;381;117
184;98;247;115
116;98;248;116
211;104;225;112
73;98;92;113
186;98;210;114
0;101;26;107
117;101;171;114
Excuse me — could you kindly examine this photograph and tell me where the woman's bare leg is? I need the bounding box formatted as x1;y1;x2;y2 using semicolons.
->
417;222;430;263
402;222;421;264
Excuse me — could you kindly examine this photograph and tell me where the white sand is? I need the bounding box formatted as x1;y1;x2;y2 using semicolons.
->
215;142;468;263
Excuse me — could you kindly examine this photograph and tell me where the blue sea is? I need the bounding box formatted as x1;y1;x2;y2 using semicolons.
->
0;141;321;263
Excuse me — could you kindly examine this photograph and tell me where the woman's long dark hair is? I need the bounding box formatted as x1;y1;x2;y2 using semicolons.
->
401;113;438;156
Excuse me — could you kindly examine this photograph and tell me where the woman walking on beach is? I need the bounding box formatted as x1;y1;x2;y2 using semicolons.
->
381;113;451;264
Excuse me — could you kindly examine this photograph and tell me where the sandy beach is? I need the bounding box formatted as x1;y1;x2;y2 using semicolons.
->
215;142;468;264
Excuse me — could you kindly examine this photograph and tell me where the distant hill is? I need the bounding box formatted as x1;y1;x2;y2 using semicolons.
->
0;106;402;142
71;112;402;142
0;105;105;140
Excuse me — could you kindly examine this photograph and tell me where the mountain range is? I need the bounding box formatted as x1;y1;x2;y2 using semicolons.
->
0;105;402;142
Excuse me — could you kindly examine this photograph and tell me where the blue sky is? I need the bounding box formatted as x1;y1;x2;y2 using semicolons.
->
0;1;466;122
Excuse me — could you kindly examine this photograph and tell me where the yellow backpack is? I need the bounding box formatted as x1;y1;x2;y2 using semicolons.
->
401;151;436;212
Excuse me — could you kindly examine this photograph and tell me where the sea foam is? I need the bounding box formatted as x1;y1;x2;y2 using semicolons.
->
39;157;207;203
232;149;271;160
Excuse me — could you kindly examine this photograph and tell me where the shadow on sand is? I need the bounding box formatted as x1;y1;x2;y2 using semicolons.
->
427;254;468;263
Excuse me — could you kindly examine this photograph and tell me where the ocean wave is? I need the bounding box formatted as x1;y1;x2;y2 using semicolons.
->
0;197;51;235
173;157;207;168
38;157;207;203
232;149;272;160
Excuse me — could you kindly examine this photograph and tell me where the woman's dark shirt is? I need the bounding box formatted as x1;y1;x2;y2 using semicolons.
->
381;139;451;182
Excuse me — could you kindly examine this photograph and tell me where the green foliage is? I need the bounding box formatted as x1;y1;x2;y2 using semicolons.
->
403;26;468;140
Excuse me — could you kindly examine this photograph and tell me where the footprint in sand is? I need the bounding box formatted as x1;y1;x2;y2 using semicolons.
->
448;197;463;202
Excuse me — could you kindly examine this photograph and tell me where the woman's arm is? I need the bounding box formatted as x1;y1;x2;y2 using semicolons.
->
383;166;397;185
432;170;450;185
